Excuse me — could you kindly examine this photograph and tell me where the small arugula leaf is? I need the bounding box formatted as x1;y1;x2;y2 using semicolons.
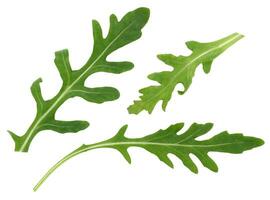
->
33;122;263;191
9;7;150;152
128;33;244;114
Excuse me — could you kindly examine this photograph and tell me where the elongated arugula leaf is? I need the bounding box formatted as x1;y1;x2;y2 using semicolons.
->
33;122;263;191
128;33;244;114
9;7;150;152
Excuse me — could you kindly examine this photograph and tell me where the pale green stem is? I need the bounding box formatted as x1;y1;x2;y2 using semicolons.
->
33;145;90;191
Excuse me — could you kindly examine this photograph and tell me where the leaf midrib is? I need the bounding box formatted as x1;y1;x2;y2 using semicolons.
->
19;22;134;151
84;140;245;151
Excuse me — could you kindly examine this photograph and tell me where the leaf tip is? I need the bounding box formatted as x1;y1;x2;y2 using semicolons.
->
81;121;90;130
120;148;132;164
31;77;43;87
36;77;43;83
127;101;145;115
202;60;213;74
7;130;16;138
111;88;120;100
135;7;150;21
109;14;118;24
156;54;166;62
185;40;201;51
234;32;245;39
229;32;245;44
160;155;174;169
8;130;25;152
238;134;265;151
177;89;187;95
126;155;132;164
250;137;264;148
161;100;168;112
122;124;128;130
147;108;154;114
115;125;128;138
192;169;199;174
54;49;69;58
257;138;265;146
205;122;214;129
127;105;134;114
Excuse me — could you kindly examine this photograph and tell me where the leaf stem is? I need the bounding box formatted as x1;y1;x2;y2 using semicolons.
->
33;145;88;191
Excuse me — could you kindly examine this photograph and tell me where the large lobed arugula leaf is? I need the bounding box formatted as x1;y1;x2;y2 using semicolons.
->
33;122;263;191
128;33;244;114
9;7;150;152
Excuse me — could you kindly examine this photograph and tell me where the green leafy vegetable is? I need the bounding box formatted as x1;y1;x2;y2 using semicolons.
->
9;7;150;152
33;122;263;191
128;33;244;114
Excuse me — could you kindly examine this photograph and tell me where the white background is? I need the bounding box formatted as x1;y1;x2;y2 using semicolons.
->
0;0;269;199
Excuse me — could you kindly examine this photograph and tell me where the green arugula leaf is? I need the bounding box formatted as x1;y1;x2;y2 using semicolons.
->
33;122;263;191
9;7;150;152
128;33;244;114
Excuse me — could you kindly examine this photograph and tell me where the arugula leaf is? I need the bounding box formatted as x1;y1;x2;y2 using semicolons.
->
9;7;150;152
33;122;263;191
128;33;244;114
